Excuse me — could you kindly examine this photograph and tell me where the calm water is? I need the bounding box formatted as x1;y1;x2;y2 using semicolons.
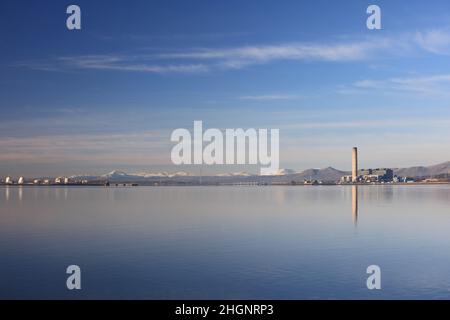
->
1;185;450;299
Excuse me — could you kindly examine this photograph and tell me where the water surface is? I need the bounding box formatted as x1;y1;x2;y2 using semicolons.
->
1;185;450;299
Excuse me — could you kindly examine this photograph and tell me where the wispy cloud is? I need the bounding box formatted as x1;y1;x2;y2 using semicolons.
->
0;131;170;165
157;38;396;70
415;29;450;55
280;118;450;130
239;94;303;101
352;74;450;95
15;36;398;74
58;55;210;74
16;28;450;74
18;54;210;74
94;31;251;42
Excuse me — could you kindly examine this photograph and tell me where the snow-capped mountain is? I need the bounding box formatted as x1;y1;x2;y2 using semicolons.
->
270;168;298;176
134;171;192;178
71;170;253;182
67;166;352;184
216;172;251;177
102;170;129;178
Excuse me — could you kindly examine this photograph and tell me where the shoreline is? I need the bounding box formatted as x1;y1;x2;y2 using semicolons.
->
1;182;450;187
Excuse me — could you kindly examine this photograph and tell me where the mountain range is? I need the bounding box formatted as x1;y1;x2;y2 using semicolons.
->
394;161;450;178
67;161;450;184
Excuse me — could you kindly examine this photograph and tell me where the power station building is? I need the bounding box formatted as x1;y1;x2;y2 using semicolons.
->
341;147;394;183
357;168;394;183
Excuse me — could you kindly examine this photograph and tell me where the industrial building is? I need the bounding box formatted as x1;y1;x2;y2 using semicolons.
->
358;168;394;183
341;147;395;184
55;176;71;184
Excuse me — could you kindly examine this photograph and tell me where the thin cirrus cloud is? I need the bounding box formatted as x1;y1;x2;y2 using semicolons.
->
15;55;210;74
279;118;450;130
58;55;210;74
17;28;450;75
0;131;170;165
414;28;450;55
19;36;397;74
158;39;388;64
352;74;450;95
239;94;304;101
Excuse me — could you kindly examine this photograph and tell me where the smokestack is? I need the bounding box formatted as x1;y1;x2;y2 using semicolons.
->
352;147;358;183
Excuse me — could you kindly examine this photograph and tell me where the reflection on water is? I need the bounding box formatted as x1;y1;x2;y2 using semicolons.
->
352;186;358;227
1;185;450;299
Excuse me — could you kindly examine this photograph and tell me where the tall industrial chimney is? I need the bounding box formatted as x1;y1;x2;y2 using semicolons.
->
352;147;358;183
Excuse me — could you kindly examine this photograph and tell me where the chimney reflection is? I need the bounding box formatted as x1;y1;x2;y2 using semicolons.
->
352;185;358;227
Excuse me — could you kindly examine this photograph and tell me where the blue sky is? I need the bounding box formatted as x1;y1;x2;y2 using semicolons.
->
1;0;450;176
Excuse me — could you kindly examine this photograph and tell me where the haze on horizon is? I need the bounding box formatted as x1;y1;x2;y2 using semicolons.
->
2;0;450;177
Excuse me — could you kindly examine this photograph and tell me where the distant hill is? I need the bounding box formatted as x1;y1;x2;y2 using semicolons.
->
267;167;348;183
395;161;450;178
296;167;348;181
